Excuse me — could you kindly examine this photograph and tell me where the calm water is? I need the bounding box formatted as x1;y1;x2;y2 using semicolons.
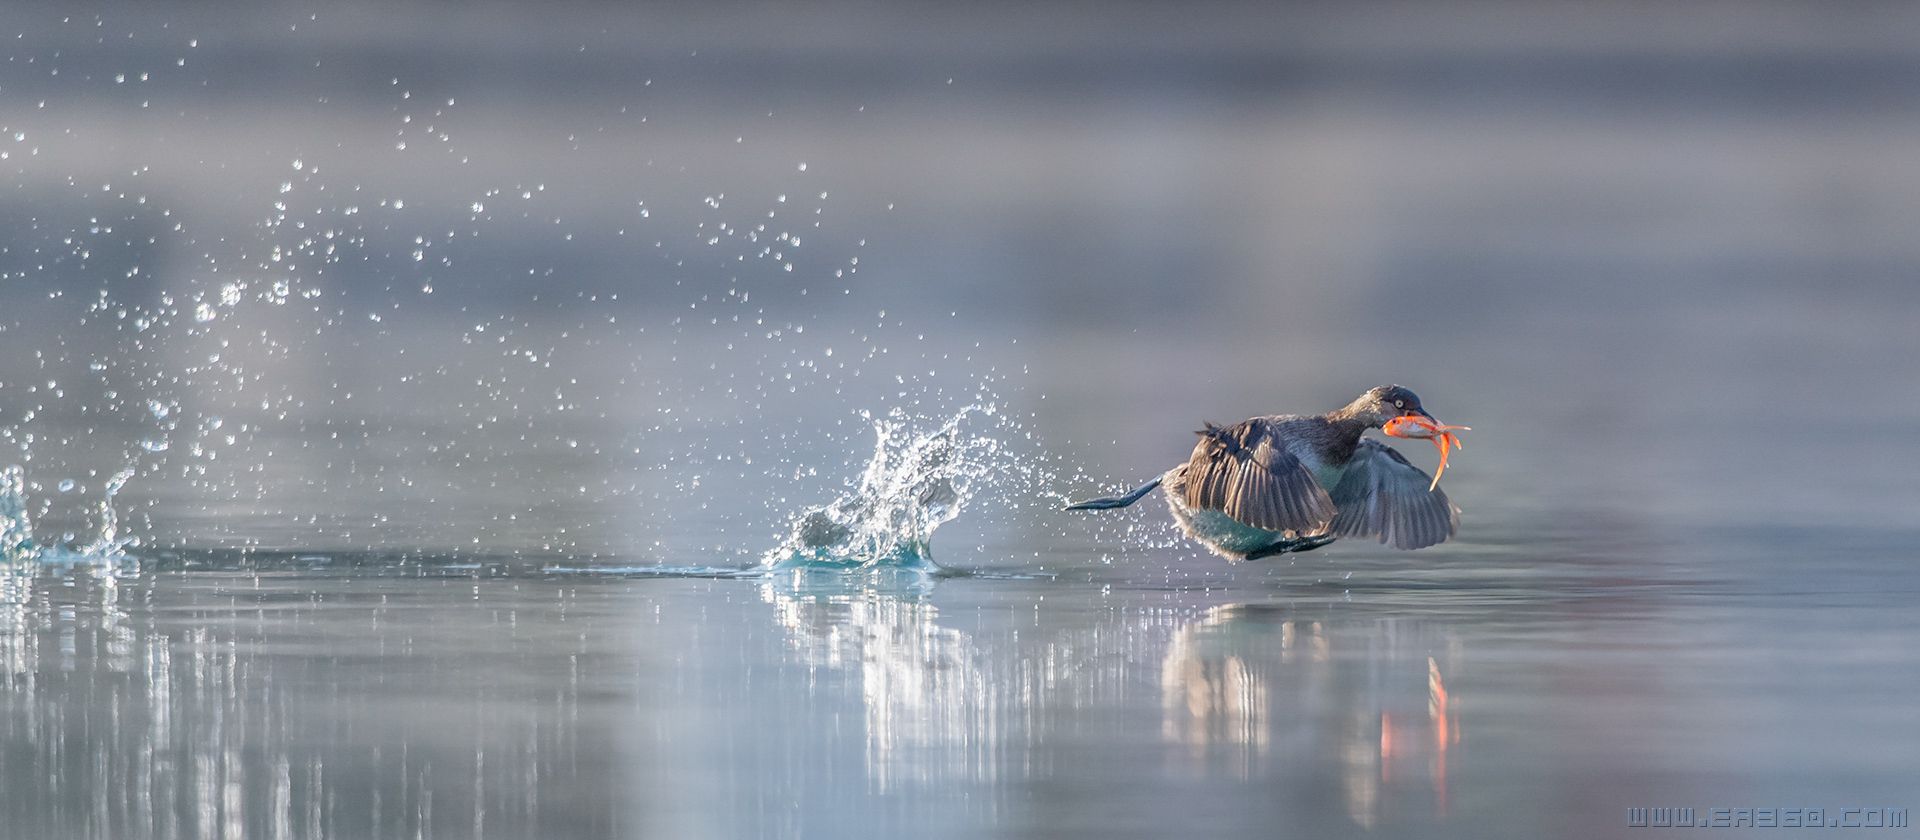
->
4;424;1918;839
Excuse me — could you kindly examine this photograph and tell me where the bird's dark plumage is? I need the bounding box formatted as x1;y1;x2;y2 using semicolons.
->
1064;385;1461;560
1181;418;1335;533
1327;439;1458;549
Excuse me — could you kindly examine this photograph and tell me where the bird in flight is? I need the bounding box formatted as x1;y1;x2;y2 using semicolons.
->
1064;385;1463;561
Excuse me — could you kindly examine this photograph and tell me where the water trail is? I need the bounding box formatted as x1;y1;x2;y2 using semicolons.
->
763;407;1004;571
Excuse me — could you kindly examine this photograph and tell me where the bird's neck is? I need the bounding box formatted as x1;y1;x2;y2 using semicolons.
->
1323;405;1374;432
1320;411;1375;450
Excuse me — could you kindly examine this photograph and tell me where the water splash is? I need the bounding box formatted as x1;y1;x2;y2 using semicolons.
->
0;465;139;573
0;466;33;563
81;468;137;558
764;407;1002;571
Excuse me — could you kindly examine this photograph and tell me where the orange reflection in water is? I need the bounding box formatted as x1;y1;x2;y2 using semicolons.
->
1374;656;1460;817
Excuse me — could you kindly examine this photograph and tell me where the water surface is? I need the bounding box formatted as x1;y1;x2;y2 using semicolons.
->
5;492;1916;839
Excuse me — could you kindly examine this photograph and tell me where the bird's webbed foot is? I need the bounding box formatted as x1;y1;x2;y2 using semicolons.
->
1244;534;1338;560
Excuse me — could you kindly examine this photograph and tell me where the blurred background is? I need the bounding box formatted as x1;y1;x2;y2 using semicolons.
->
4;5;1920;839
2;0;1917;559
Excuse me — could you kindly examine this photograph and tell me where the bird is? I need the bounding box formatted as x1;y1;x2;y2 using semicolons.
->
1064;385;1460;561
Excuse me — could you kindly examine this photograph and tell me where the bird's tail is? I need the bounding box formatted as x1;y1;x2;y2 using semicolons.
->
1063;476;1163;511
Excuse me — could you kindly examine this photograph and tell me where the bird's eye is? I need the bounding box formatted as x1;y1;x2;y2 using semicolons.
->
1393;399;1405;408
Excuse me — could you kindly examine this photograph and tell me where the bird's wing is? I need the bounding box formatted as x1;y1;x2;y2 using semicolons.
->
1181;417;1336;532
1327;439;1459;550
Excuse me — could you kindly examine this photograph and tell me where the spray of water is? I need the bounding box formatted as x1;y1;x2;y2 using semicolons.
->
0;467;32;564
2;17;1082;566
0;464;139;572
763;406;1005;571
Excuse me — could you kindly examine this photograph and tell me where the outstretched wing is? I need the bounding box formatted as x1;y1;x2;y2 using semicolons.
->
1327;439;1459;550
1182;418;1336;533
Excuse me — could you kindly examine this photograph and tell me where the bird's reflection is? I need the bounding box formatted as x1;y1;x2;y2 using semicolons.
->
1160;606;1274;773
7;564;1474;837
756;574;1468;831
1157;604;1463;827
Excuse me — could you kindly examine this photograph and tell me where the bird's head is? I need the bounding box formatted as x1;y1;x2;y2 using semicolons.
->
1342;385;1435;428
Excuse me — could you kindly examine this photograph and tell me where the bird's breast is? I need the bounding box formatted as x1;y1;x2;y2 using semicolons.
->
1170;504;1292;553
1294;449;1346;494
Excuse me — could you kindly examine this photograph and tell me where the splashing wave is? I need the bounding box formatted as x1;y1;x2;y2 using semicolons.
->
0;465;139;574
763;406;1004;571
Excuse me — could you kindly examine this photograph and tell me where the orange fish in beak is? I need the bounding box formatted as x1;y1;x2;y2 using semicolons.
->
1381;415;1471;491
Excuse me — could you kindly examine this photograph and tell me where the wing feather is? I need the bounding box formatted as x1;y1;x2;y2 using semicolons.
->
1328;439;1459;550
1181;418;1335;532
